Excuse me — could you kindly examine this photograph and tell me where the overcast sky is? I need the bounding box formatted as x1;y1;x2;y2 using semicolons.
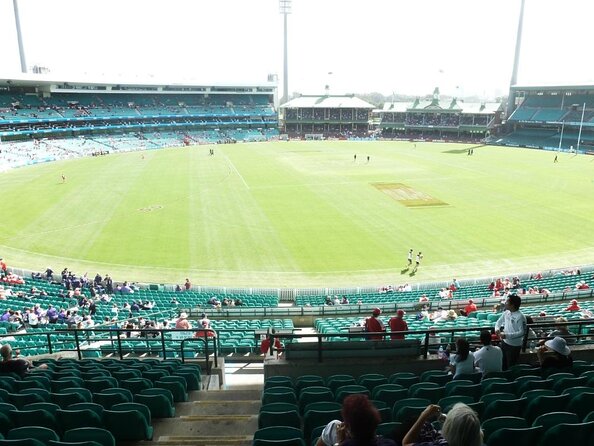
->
0;0;593;99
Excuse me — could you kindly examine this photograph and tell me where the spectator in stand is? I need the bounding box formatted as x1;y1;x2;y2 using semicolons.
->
449;338;475;378
389;310;408;340
463;299;477;316
525;316;541;340
184;278;191;291
105;274;113;294
449;279;459;292
199;312;210;327
576;280;590;290
175;312;191;329
340;394;396;446
364;308;385;340
565;299;581;312
537;336;573;370
0;258;7;278
473;330;502;376
495;278;503;291
46;305;58;324
402;403;482;446
419;294;429;303
260;328;283;358
494;294;527;370
545;317;576;344
445;310;458;321
0;344;48;377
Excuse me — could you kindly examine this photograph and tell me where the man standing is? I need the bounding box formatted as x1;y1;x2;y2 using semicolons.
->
364;308;385;340
389;310;408;340
494;294;527;370
407;249;413;267
105;274;113;294
413;252;423;272
474;330;503;375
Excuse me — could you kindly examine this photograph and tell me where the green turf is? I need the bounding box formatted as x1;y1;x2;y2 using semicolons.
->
1;141;593;287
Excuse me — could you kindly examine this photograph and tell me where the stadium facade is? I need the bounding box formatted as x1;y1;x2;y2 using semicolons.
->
376;88;503;141
492;84;594;153
279;94;374;138
0;76;278;166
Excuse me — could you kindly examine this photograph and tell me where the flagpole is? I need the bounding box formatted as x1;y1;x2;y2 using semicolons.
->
558;121;565;151
576;102;586;153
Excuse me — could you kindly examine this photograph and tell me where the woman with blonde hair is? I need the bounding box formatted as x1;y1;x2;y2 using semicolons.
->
403;403;482;446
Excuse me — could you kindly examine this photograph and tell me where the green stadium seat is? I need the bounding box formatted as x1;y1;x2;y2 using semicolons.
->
63;428;116;446
538;421;594;446
481;416;528;443
532;411;579;430
103;409;153;441
485;426;542;446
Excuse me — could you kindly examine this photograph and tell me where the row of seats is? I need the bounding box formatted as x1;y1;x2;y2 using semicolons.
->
261;365;594;444
0;426;116;446
0;358;204;444
252;413;594;446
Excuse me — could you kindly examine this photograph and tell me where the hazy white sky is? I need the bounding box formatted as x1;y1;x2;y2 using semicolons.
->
0;0;593;98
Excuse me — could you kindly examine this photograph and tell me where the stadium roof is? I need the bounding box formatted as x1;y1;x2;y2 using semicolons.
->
511;83;594;92
379;100;501;114
280;95;375;109
0;73;275;91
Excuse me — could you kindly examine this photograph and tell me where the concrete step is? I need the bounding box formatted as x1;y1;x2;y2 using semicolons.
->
152;415;258;438
196;389;263;401
176;400;261;416
153;435;252;446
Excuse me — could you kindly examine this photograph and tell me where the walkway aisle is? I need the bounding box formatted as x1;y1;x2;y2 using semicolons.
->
149;360;264;446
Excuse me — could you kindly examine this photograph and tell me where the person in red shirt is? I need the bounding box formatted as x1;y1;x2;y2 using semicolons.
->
464;299;478;315
576;281;590;290
364;308;385;340
565;299;581;311
495;278;503;291
260;328;283;357
0;258;7;278
389;310;408;340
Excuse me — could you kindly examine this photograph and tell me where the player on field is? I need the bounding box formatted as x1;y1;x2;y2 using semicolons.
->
407;249;413;267
414;252;423;272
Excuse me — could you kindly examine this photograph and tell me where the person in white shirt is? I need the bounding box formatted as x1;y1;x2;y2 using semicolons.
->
494;294;527;370
449;338;475;378
474;330;503;375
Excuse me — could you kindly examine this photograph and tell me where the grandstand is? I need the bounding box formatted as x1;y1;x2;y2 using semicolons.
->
280;95;374;138
0;76;279;169
377;88;503;141
492;84;594;153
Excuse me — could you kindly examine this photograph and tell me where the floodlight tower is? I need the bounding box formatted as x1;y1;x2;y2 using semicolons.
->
279;0;292;105
506;0;526;119
12;0;27;73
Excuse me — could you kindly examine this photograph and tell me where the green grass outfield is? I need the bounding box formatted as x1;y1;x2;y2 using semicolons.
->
1;140;593;288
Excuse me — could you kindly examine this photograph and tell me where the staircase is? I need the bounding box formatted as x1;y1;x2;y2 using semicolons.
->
149;360;263;446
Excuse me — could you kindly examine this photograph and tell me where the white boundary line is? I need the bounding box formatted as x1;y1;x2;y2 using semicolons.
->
221;151;249;190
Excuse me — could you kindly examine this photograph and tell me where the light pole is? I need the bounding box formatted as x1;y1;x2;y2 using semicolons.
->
279;0;292;105
13;0;27;73
507;0;526;119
